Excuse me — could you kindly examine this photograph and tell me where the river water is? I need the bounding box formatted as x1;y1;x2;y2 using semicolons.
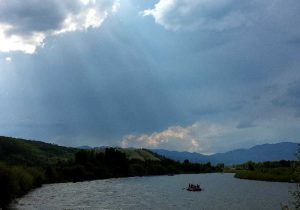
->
13;173;295;210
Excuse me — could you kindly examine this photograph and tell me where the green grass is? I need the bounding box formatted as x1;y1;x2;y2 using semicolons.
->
0;136;78;166
234;168;298;182
120;148;161;161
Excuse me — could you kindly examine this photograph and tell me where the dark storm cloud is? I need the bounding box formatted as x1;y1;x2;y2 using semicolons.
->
237;120;255;129
272;81;300;109
0;0;77;35
0;0;118;53
286;37;300;45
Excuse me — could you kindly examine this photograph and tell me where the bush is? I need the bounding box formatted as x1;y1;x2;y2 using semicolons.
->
0;165;17;208
0;163;46;208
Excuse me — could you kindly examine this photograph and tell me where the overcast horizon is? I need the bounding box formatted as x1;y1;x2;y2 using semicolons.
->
0;0;300;153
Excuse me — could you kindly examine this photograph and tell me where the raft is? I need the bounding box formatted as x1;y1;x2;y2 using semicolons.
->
186;186;202;191
186;185;203;192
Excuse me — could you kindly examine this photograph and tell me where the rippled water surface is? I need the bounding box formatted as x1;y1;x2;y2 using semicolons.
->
13;173;294;210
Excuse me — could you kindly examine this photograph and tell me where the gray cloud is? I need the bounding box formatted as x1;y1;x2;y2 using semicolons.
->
0;0;300;152
0;0;119;53
272;81;300;109
286;37;300;45
143;0;300;53
143;0;266;31
237;120;255;129
0;0;76;35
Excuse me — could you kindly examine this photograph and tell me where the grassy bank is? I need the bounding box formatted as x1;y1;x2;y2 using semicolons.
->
223;160;299;183
234;168;298;182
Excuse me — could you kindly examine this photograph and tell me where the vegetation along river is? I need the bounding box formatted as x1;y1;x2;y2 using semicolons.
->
13;173;295;210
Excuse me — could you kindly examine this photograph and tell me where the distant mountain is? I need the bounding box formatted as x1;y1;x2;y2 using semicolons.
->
77;145;93;150
151;149;211;163
152;142;298;165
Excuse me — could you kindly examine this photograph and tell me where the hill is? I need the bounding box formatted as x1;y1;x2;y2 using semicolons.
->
78;146;161;162
0;136;78;166
0;137;161;166
119;148;161;161
152;142;298;165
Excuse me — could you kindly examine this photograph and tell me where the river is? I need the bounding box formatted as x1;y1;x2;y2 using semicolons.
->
13;173;295;210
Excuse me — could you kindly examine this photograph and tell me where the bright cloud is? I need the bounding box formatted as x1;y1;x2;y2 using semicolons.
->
0;23;45;54
4;56;11;62
143;0;263;31
122;122;231;153
0;0;119;54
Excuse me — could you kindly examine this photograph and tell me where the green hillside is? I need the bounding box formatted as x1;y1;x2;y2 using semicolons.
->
0;136;78;166
0;136;162;166
86;147;162;161
118;148;161;161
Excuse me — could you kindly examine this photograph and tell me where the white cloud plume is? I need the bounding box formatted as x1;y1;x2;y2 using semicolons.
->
143;0;262;31
0;0;119;54
121;122;231;153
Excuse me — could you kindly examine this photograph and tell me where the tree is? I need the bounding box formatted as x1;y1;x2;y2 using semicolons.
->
291;144;300;209
282;144;300;210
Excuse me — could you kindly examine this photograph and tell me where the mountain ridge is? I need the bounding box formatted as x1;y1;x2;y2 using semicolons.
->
151;142;298;165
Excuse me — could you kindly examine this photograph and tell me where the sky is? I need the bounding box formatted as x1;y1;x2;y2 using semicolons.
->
0;0;300;154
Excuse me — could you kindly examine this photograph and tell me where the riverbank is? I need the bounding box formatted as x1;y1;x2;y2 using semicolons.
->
235;169;297;182
224;168;299;183
223;159;300;183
